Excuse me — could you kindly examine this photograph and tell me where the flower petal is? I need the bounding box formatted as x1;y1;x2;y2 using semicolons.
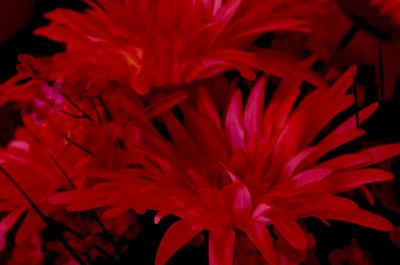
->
319;144;400;170
156;220;200;265
225;90;245;149
209;229;235;265
242;224;277;265
272;216;308;250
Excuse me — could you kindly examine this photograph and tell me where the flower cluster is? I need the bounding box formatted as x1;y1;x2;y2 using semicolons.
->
0;0;399;265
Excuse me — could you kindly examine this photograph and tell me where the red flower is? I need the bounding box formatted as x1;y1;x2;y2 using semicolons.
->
36;0;326;94
51;66;399;265
1;53;195;123
0;131;69;247
0;125;140;263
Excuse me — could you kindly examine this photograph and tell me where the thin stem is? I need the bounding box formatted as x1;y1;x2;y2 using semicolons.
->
89;98;103;123
61;110;88;120
0;167;46;220
93;245;117;260
353;68;360;128
97;96;113;122
63;135;96;157
0;167;87;265
48;153;77;189
62;92;95;123
49;154;122;259
378;40;385;101
91;213;122;258
84;252;94;265
58;236;88;265
324;23;361;73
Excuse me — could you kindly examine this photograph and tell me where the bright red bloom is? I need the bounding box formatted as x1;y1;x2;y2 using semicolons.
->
36;0;326;94
51;66;399;265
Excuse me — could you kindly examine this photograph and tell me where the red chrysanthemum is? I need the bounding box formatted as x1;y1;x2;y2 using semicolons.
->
51;66;400;265
35;0;326;94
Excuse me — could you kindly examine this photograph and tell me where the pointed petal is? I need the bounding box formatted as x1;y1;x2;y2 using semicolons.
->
329;66;357;96
283;147;319;177
156;220;200;265
273;217;308;250
225;90;245;149
334;103;379;133
319;144;400;170
162;112;197;155
296;128;365;171
16;213;45;244
196;87;221;126
0;210;24;233
301;195;393;231
243;224;277;265
244;76;266;136
327;169;394;193
325;209;393;232
222;180;252;223
290;168;333;188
